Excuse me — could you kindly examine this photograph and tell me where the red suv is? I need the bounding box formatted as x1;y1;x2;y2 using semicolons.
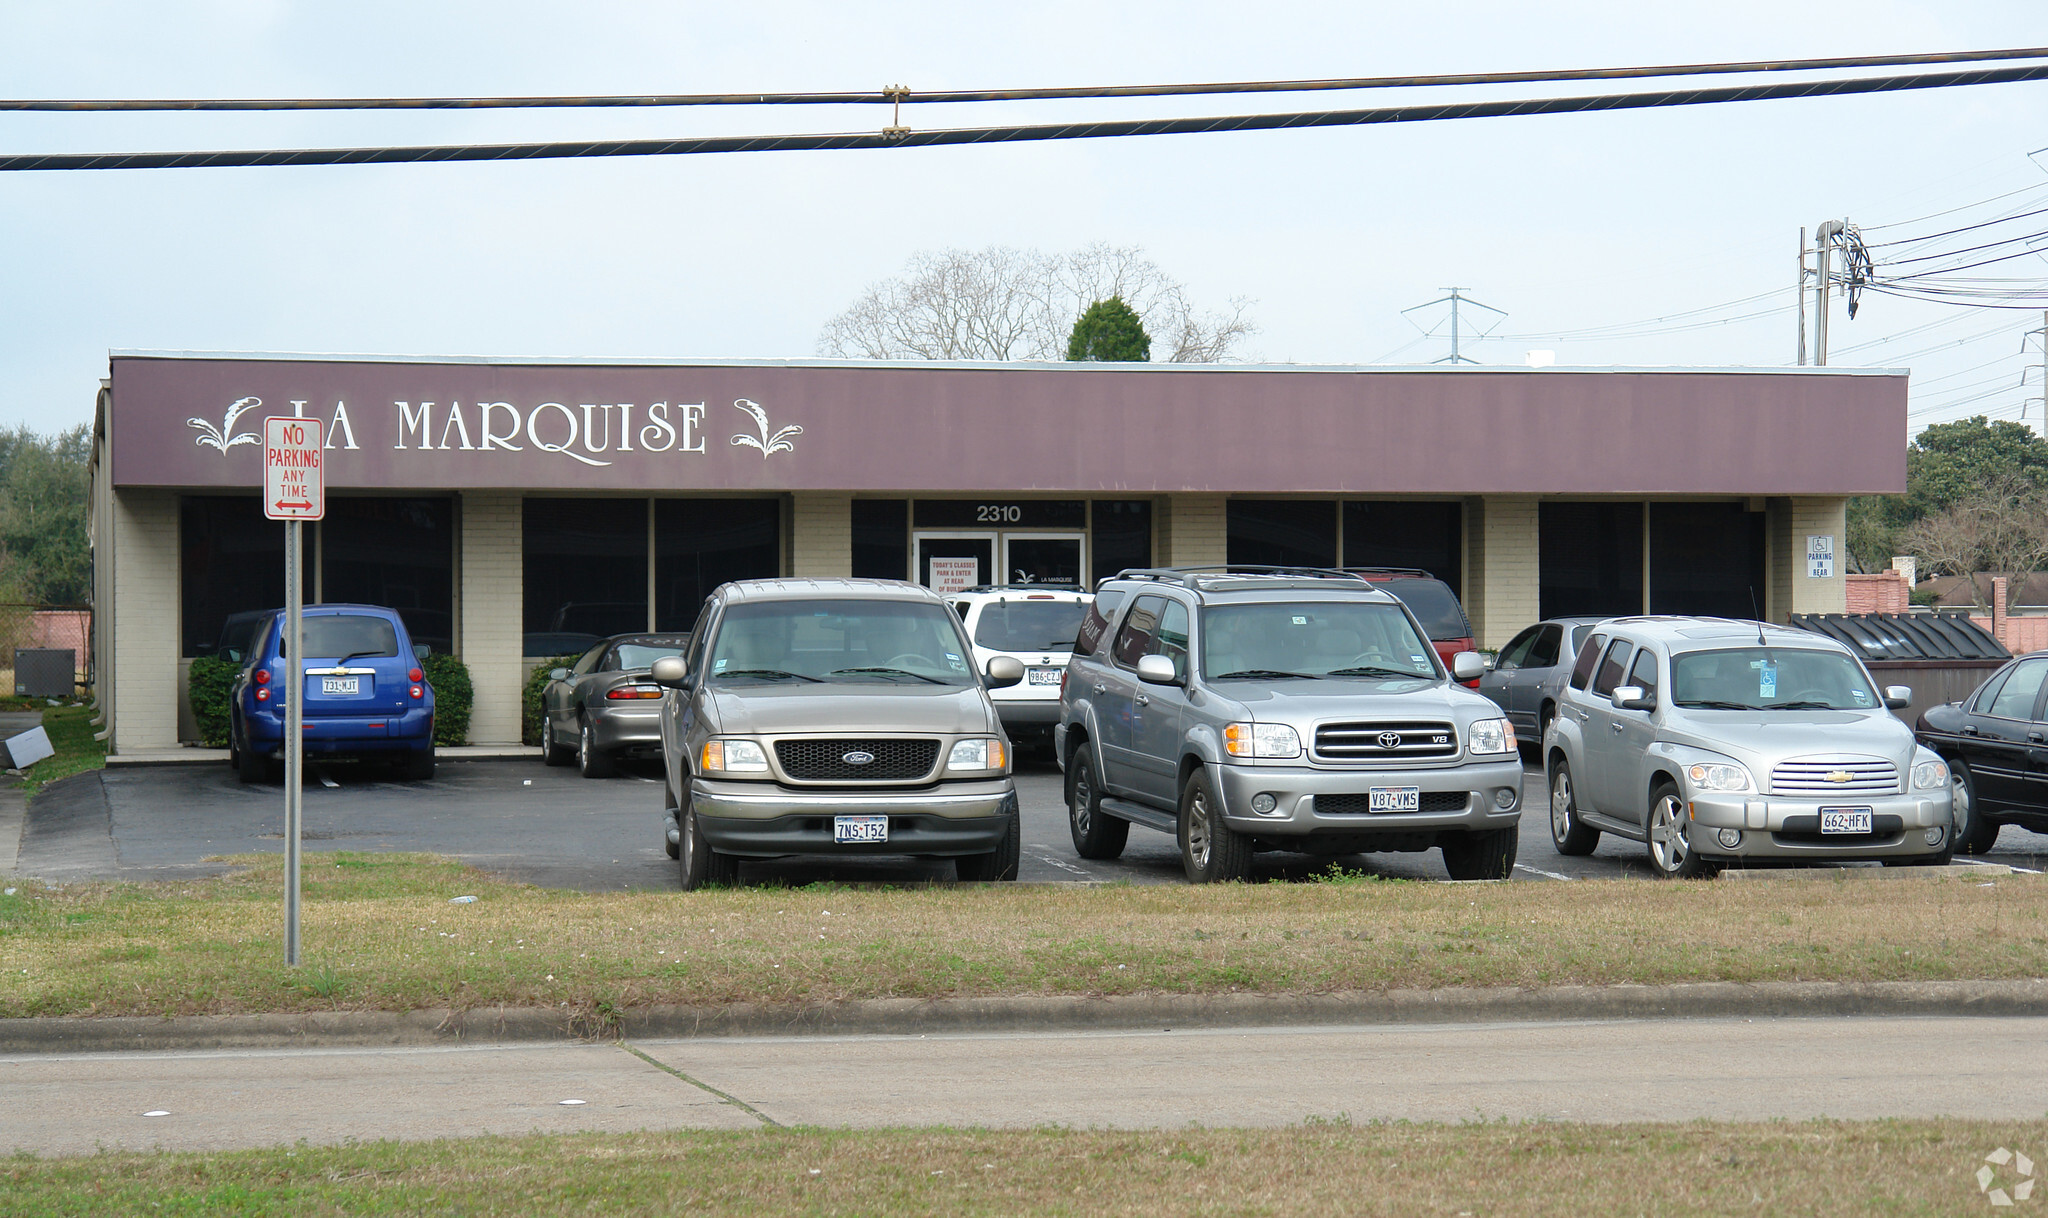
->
1342;568;1479;686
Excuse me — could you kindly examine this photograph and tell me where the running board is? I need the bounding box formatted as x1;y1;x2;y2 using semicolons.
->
1099;797;1177;835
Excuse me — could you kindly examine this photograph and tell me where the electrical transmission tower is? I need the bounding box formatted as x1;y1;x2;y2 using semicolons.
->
1401;288;1506;364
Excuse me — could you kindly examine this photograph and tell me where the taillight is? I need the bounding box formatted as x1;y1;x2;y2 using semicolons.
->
408;667;424;683
253;669;271;685
606;684;664;700
1059;668;1069;697
410;685;425;699
255;687;270;702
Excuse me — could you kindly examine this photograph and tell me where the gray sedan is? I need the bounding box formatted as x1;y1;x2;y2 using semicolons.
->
541;633;690;778
1477;616;1607;757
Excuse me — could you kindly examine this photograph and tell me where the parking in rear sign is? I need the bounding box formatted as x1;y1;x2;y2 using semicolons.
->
264;417;325;520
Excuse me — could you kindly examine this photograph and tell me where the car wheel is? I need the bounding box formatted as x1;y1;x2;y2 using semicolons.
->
1549;759;1599;856
577;717;616;779
662;783;682;860
957;801;1022;882
1646;781;1715;879
228;716;241;771
1950;761;2000;855
1441;826;1518;881
678;806;739;890
399;745;435;782
542;715;574;767
1066;744;1129;860
1178;768;1250;883
238;727;274;785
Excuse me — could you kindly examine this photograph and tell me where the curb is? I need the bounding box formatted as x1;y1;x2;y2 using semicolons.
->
7;978;2048;1054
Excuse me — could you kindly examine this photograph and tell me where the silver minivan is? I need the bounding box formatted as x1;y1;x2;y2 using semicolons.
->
1544;617;1955;876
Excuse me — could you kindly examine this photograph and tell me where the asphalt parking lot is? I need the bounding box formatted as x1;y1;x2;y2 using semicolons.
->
17;754;2047;890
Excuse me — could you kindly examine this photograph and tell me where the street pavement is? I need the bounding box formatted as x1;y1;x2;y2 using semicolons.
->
15;754;2048;890
6;1015;2047;1154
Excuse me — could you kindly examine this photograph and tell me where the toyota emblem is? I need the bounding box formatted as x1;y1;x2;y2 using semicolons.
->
1377;732;1403;749
842;750;876;766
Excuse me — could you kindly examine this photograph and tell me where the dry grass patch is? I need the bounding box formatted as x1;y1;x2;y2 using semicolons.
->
5;1118;2044;1215
3;853;2046;1019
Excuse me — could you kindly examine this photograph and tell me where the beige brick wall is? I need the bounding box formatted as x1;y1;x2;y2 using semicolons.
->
110;488;180;753
460;492;523;745
1766;496;1848;621
790;493;851;578
1465;496;1539;649
1161;495;1226;567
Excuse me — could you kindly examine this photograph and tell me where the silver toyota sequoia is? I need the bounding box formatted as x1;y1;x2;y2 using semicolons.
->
1055;568;1525;883
1544;616;1955;876
651;578;1025;888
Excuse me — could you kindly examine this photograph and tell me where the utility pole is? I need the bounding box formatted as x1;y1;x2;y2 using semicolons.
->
1813;219;1843;366
2024;310;2048;427
1400;287;1506;365
1797;227;1808;366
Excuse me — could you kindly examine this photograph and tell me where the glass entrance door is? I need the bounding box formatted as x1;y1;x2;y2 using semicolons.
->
914;532;995;593
1003;534;1085;586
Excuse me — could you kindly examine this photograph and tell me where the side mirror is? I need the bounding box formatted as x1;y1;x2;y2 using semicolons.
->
650;656;690;689
985;656;1025;689
1451;651;1486;682
1482;654;1498;672
412;643;433;660
1611;685;1656;712
547;667;571;682
1135;654;1180;685
1884;684;1913;711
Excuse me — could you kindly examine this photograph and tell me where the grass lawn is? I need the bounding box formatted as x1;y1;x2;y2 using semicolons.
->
4;1118;2042;1215
12;701;104;797
3;854;2045;1020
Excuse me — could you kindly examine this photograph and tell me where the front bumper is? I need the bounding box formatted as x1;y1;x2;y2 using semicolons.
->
586;706;663;756
1686;790;1953;858
1212;756;1525;835
689;783;1017;858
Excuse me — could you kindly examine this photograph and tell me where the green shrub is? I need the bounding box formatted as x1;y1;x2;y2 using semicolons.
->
524;655;576;747
421;652;473;747
187;656;240;748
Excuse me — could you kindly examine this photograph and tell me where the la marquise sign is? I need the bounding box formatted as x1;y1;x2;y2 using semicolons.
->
263;417;325;521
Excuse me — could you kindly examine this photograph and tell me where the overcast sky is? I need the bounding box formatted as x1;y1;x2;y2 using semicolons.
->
4;1;2046;438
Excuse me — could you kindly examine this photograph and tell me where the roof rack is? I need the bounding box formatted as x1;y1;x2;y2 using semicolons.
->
1106;565;1388;593
956;583;1085;594
1338;565;1438;579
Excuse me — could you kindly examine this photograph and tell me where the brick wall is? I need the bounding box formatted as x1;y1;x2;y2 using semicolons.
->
110;487;180;753
790;493;851;578
1846;571;1910;614
459;492;523;745
1466;496;1538;649
1163;495;1227;567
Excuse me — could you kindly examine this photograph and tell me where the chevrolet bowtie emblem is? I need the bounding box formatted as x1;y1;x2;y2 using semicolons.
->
1824;770;1854;783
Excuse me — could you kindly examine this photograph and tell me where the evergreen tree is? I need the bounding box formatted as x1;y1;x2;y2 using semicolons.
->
1066;296;1152;362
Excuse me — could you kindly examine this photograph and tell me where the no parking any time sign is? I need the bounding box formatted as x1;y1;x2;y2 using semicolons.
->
264;416;325;520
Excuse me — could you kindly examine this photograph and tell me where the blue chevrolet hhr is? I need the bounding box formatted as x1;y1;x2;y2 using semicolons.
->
231;604;436;782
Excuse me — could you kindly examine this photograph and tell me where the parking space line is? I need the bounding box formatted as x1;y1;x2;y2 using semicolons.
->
1512;863;1573;881
1031;851;1092;877
1958;857;2044;875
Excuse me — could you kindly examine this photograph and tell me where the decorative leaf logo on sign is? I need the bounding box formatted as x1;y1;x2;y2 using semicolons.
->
190;396;263;453
729;399;801;458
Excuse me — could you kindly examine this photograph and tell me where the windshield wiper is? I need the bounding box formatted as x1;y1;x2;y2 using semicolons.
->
715;669;821;683
1675;699;1756;710
1326;666;1428;680
826;666;947;685
1767;700;1836;710
1210;669;1320;680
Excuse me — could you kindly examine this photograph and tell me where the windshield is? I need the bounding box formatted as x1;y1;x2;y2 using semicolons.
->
708;598;974;685
1202;602;1441;680
974;600;1087;652
1669;647;1880;711
285;615;399;660
1373;580;1470;640
612;643;683;671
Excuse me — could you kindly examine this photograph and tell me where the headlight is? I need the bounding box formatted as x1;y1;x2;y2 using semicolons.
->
947;738;1007;772
700;739;769;773
1466;718;1516;756
1686;762;1753;793
1911;759;1951;791
1223;722;1301;759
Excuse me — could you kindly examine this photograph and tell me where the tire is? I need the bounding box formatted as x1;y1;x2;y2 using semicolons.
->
399;745;435;782
677;806;740;890
1441;825;1518;881
957;802;1022;882
542;715;574;767
1548;758;1599;856
577;717;616;779
1066;745;1129;860
1950;761;2000;856
228;718;241;771
1645;780;1715;879
1178;768;1251;883
662;783;682;860
238;725;275;785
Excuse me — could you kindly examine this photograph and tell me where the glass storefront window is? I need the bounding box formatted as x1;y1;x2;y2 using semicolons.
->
655;498;781;632
1649;502;1766;619
1090;500;1151;586
321;497;454;654
1228;500;1336;569
1539;501;1643;619
1342;501;1463;598
852;499;909;580
524;498;648;653
180;496;300;658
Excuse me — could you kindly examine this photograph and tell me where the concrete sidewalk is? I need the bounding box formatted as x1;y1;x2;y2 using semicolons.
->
7;1014;2046;1155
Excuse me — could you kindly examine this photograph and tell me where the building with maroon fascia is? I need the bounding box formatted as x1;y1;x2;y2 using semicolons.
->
87;352;1905;753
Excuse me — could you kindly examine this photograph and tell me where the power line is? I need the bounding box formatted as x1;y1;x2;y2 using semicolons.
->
1862;180;2048;232
6;60;2048;173
8;46;2048;112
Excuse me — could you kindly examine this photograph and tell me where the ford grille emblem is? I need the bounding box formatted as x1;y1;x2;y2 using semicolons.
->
1824;770;1853;784
1377;732;1403;749
842;750;876;766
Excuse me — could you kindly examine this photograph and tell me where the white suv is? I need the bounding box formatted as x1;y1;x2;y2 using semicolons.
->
948;585;1092;749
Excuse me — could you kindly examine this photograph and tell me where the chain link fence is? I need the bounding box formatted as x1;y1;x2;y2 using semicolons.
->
0;603;93;698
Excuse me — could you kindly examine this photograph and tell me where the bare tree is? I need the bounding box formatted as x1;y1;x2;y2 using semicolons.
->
1900;473;2048;611
818;243;1256;363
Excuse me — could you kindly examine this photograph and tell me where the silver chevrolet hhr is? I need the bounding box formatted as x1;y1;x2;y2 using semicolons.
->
1544;617;1955;876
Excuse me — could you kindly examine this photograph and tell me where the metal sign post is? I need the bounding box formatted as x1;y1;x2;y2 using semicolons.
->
264;416;325;966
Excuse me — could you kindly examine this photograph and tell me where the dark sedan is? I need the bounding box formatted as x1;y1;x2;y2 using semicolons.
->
541;633;690;778
1915;653;2048;854
1476;616;1608;757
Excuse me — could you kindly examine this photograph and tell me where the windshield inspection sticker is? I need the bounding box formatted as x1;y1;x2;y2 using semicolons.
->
713;658;728;672
1292;616;1307;625
1411;655;1429;665
944;652;967;671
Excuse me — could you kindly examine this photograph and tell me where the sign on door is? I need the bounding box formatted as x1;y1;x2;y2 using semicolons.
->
929;557;980;593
